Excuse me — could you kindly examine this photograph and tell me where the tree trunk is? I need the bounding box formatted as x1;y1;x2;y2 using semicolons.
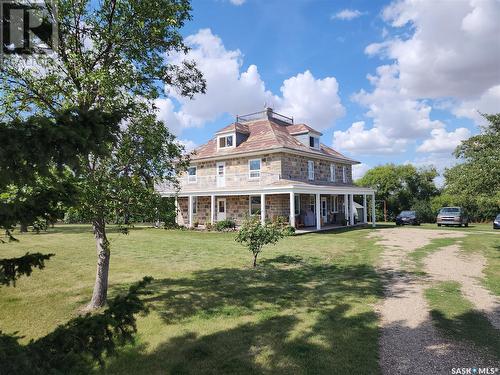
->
253;253;258;268
20;222;28;233
88;218;110;309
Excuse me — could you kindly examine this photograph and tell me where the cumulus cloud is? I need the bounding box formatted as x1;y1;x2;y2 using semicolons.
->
158;28;345;134
452;85;500;124
370;0;500;99
229;0;245;5
331;9;364;21
416;127;471;153
338;0;500;156
333;121;407;154
352;163;371;180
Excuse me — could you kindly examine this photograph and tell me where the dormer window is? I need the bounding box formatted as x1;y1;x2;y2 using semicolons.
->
309;136;319;149
218;134;234;148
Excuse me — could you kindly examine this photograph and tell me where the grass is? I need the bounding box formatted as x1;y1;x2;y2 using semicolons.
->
0;224;383;375
425;281;500;359
406;237;462;275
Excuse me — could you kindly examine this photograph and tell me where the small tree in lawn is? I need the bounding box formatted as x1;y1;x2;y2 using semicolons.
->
235;216;290;268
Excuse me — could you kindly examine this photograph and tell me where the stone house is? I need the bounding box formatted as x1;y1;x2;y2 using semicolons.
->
157;108;376;231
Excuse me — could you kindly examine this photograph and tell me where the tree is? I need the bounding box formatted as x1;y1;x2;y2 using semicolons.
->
441;113;500;221
357;164;439;221
1;0;205;308
445;113;500;197
72;113;188;309
235;216;292;268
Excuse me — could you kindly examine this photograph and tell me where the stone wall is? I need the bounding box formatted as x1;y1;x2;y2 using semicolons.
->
281;154;353;185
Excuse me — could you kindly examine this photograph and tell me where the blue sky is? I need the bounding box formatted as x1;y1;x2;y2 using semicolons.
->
157;0;500;180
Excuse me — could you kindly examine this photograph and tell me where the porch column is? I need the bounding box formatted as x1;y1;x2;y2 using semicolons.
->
371;193;376;227
350;194;355;226
260;193;266;225
188;195;193;228
344;193;349;225
363;194;368;223
174;196;179;225
210;194;216;224
316;193;321;230
289;192;296;228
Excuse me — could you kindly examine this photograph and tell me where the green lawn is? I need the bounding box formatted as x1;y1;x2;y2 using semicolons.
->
0;225;383;375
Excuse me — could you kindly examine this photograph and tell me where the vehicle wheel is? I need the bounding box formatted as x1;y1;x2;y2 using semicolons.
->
437;224;441;227
464;222;468;227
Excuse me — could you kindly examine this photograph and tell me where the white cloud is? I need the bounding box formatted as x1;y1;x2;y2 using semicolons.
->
453;84;500;124
416;127;471;153
333;121;407;154
331;9;364;21
229;0;245;5
274;71;345;130
159;28;345;134
352;163;371;180
371;0;500;99
177;139;197;152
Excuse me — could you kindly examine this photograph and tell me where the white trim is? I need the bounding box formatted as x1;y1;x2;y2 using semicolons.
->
187;166;197;184
309;135;320;150
210;194;215;224
217;133;236;150
216;197;227;221
315;193;321;230
294;194;300;216
216;161;225;187
307;160;314;180
330;163;336;182
248;158;261;179
289;192;296;227
260;193;266;224
160;184;376;197
249;195;261;215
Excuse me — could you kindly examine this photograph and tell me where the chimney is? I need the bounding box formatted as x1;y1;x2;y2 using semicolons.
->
265;107;273;119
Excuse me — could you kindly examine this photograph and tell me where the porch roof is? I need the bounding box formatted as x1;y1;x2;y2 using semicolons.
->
158;180;375;197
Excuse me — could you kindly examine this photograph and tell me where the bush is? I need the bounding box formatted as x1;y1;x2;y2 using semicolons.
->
31;218;48;233
215;218;236;231
0;277;152;374
64;208;86;224
411;200;435;223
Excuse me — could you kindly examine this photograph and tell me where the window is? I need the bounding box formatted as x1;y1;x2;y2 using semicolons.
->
309;195;315;213
218;134;234;148
307;160;314;180
330;164;336;182
187;166;197;183
342;166;347;183
309;136;319;149
294;194;300;216
332;196;338;213
192;196;198;214
249;196;261;215
248;159;261;178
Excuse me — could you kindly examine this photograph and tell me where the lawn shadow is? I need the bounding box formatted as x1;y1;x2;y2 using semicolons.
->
103;305;380;375
103;254;383;374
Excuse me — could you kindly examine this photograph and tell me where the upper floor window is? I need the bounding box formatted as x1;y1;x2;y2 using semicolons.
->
307;160;314;180
342;166;347;183
330;164;336;182
218;134;234;149
309;136;319;149
248;159;261;179
187;166;197;183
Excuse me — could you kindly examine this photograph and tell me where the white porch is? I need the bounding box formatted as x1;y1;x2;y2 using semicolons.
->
163;183;376;231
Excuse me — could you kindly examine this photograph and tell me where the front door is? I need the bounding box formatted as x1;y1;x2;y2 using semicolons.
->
217;198;226;221
321;197;328;223
217;162;225;187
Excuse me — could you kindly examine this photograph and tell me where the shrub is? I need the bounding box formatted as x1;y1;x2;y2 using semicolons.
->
215;218;236;231
235;215;292;267
0;277;152;374
205;222;213;231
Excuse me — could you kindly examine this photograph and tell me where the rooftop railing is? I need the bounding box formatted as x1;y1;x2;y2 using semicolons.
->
236;108;293;125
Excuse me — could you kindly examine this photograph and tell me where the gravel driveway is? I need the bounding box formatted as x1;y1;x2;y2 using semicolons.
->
370;227;499;374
